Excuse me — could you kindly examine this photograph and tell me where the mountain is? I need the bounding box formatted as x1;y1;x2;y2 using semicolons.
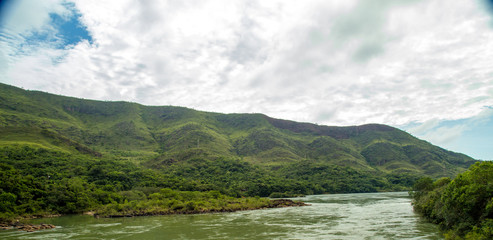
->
0;83;474;174
0;82;476;199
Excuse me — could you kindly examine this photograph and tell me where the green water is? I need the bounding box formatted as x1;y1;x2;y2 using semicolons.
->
1;192;442;239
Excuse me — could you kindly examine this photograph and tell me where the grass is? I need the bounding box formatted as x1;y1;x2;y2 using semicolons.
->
0;82;477;179
93;189;306;218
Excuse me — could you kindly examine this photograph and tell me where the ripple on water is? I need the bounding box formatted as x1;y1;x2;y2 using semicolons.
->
0;192;442;240
89;223;122;228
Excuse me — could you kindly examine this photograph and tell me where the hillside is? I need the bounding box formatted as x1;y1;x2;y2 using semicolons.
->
0;82;479;220
0;82;474;177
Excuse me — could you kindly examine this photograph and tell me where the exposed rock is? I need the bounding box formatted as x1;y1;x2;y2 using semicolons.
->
0;223;56;232
268;199;310;208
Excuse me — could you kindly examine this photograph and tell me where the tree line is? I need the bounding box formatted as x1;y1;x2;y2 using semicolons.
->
412;161;493;239
1;145;420;222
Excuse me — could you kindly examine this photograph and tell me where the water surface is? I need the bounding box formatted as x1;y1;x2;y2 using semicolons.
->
0;192;442;239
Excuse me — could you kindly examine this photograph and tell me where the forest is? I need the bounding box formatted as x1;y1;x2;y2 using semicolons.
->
0;145;418;222
0;83;479;224
412;161;493;239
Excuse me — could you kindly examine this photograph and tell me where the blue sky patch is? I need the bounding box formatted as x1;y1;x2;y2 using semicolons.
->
448;114;493;160
27;2;93;49
0;0;15;27
49;3;93;48
0;0;92;51
403;109;493;160
486;0;493;10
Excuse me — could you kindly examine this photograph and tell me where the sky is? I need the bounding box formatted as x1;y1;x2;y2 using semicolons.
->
0;0;493;160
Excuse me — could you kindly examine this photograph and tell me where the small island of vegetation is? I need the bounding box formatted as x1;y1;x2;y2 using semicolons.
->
94;188;306;218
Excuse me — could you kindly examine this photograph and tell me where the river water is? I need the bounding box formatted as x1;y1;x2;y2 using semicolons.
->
1;192;442;239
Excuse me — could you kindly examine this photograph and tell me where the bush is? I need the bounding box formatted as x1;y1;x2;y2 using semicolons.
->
412;162;493;239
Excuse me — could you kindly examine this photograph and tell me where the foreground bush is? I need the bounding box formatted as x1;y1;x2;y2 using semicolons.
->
411;162;493;239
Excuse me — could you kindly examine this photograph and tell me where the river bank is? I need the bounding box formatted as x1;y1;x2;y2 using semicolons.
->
0;192;442;239
0;223;56;232
1;198;307;232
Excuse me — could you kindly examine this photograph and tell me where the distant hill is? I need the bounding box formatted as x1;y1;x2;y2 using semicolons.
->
0;82;477;198
0;83;474;175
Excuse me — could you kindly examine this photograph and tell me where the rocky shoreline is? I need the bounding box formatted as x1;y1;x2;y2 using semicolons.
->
0;199;308;230
0;223;56;232
269;199;309;208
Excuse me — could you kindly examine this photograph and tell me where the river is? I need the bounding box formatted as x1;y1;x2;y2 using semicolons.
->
1;192;442;239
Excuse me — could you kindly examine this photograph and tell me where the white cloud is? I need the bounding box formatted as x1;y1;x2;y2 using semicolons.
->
0;0;72;77
416;124;467;146
406;108;493;155
1;0;68;34
1;0;493;130
406;119;441;136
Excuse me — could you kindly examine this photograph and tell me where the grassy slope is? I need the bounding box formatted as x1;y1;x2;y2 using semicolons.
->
0;82;476;178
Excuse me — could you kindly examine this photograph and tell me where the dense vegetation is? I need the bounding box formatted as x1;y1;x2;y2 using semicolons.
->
0;145;415;222
0;145;178;221
95;188;306;218
411;161;493;239
0;83;475;177
0;83;478;222
0;145;311;221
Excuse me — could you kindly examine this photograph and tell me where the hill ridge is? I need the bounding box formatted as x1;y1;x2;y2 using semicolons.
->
0;82;476;179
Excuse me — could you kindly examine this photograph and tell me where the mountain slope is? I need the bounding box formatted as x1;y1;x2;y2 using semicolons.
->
0;82;475;179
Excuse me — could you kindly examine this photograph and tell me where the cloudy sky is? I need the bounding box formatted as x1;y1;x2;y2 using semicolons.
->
1;0;493;160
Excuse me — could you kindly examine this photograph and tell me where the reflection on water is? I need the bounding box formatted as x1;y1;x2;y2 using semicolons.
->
0;192;442;239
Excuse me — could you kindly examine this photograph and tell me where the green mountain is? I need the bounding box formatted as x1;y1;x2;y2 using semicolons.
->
0;82;477;203
0;82;474;176
0;82;479;220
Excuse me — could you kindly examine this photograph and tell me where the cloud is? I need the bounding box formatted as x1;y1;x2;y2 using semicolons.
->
0;0;68;34
0;0;91;83
408;120;467;146
406;108;493;148
403;108;493;160
1;0;493;131
405;119;441;136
